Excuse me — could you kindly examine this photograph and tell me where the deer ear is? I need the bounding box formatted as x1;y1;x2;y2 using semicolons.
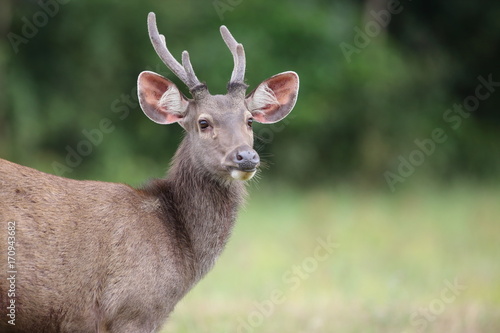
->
137;71;189;124
245;71;299;124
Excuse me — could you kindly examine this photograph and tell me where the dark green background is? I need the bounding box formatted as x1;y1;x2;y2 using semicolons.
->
1;0;499;189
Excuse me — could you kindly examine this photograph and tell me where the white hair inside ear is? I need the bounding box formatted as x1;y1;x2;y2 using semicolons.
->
246;83;280;112
159;85;188;115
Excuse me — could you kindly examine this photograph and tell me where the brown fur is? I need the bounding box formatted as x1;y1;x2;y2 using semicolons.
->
0;15;299;332
0;139;245;332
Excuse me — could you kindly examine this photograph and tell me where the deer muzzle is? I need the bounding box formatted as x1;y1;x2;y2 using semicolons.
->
225;145;260;180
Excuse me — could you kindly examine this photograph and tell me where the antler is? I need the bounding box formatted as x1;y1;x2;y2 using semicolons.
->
220;26;246;85
147;12;202;90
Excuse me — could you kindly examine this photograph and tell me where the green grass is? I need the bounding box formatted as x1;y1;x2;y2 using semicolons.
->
161;183;500;332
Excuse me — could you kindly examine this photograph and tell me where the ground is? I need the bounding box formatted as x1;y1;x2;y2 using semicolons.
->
162;182;500;333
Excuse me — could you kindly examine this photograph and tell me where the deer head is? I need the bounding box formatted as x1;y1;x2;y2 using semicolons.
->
138;12;299;182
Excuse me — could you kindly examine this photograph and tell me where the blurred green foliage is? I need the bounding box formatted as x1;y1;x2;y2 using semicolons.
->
0;0;499;188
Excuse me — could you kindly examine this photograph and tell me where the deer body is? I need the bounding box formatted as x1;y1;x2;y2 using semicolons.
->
0;144;243;332
0;12;298;333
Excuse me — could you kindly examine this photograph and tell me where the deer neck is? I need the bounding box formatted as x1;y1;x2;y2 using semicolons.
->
165;138;247;281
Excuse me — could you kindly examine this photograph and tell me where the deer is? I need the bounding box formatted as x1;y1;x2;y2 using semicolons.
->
0;12;298;333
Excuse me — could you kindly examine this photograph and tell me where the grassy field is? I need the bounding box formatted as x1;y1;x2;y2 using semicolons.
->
161;183;500;333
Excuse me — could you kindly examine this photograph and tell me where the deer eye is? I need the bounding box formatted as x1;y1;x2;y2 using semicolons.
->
198;119;210;130
247;118;253;128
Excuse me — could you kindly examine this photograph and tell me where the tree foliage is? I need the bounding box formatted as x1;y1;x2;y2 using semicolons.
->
1;0;498;188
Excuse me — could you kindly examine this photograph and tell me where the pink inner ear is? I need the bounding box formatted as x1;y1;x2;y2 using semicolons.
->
266;74;296;105
138;72;186;124
140;72;173;112
252;111;268;123
143;73;171;103
249;72;299;124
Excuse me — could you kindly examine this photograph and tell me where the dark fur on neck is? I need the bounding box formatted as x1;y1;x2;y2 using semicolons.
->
141;138;247;282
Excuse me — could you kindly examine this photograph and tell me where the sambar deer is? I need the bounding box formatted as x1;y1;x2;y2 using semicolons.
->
0;12;299;333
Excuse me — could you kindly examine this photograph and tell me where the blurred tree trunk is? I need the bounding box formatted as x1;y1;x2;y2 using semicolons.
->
358;0;391;185
362;0;391;34
0;0;12;151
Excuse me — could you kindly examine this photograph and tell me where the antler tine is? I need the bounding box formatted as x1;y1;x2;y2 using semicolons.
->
147;12;201;89
181;51;200;89
233;44;246;83
147;13;185;83
220;25;246;84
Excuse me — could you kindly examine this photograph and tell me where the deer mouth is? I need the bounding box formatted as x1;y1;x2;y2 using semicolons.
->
229;167;257;181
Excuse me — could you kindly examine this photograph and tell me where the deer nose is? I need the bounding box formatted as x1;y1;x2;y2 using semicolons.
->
233;147;260;171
